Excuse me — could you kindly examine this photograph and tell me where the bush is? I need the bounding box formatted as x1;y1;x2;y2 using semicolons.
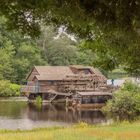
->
10;83;20;96
35;96;42;110
121;81;140;93
36;96;42;104
103;81;140;120
0;80;20;97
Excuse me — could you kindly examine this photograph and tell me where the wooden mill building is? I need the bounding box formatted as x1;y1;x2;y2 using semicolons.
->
21;65;113;105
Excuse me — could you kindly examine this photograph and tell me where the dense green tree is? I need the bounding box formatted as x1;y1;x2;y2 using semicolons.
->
0;39;47;83
0;39;15;81
0;17;47;83
38;26;95;66
14;43;47;83
76;49;95;66
81;30;140;76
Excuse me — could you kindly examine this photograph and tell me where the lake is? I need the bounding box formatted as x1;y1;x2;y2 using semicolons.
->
0;101;110;130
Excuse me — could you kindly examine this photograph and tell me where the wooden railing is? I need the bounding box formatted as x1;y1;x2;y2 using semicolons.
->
20;86;38;93
21;85;49;93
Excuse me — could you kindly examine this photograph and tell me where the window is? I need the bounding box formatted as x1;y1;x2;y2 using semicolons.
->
47;81;55;85
83;69;91;74
78;69;91;74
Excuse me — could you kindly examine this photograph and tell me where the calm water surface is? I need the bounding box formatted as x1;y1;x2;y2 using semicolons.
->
0;101;110;130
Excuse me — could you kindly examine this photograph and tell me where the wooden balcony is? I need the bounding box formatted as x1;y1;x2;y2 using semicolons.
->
21;85;50;93
20;86;38;93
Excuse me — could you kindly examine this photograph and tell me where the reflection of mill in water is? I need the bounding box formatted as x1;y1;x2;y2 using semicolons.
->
27;103;108;124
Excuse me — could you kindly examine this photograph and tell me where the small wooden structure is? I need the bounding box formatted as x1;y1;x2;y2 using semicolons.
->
21;65;114;106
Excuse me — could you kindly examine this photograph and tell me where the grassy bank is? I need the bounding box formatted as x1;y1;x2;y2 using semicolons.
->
0;122;140;140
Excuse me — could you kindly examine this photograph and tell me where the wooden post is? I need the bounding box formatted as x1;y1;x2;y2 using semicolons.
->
66;97;69;107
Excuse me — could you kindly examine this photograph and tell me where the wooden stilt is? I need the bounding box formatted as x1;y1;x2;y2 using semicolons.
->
50;94;57;103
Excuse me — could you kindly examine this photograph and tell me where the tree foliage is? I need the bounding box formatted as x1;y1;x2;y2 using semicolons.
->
103;81;140;120
37;26;95;66
13;43;47;83
0;1;139;74
0;1;140;37
0;18;47;83
0;80;20;97
81;29;140;76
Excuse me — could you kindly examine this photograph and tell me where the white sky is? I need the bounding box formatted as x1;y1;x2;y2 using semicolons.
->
54;25;77;42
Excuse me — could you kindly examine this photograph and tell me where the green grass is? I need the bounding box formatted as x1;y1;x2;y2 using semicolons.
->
0;122;140;140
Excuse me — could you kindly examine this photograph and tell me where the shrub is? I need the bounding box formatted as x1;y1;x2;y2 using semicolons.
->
0;80;12;97
121;81;140;93
35;96;42;110
0;80;20;97
36;96;42;104
103;81;140;120
10;83;20;96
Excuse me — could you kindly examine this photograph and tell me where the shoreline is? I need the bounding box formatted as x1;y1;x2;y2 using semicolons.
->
0;97;27;101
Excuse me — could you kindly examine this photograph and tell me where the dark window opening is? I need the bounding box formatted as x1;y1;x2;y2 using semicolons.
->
47;81;56;85
83;69;91;74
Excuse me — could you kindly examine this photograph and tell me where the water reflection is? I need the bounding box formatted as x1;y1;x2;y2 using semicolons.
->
0;101;108;130
27;103;107;124
0;101;27;119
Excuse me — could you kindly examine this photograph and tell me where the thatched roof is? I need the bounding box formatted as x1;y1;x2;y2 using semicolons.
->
35;66;73;75
35;74;66;81
70;65;107;81
28;65;107;81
